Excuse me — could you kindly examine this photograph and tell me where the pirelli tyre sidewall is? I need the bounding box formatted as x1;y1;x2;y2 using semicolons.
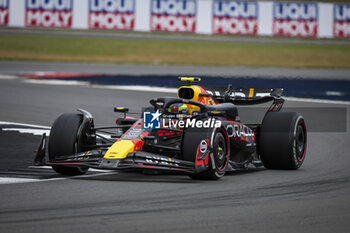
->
182;124;229;180
48;113;90;176
210;127;230;178
260;112;307;170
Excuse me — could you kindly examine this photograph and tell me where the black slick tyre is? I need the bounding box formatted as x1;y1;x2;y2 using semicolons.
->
183;127;229;180
48;113;89;175
259;112;307;170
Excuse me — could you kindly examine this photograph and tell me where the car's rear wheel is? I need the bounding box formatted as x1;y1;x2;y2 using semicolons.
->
259;112;307;170
48;113;91;175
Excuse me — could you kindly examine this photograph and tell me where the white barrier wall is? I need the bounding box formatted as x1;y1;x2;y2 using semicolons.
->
2;0;350;38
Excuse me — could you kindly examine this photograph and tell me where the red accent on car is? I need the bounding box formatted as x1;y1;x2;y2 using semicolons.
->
298;121;307;162
195;139;210;166
204;154;209;165
131;139;144;151
197;86;219;105
157;130;174;136
138;164;155;168
195;147;204;165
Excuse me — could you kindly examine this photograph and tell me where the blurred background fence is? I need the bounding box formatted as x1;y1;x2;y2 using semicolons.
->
1;0;349;38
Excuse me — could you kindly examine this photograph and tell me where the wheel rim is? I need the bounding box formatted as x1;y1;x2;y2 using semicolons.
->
296;123;306;162
214;132;228;171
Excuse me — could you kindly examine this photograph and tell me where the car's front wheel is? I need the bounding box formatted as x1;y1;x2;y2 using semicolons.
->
48;113;92;175
183;126;229;180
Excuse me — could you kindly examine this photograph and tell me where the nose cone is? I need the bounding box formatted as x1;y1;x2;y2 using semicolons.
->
104;140;135;159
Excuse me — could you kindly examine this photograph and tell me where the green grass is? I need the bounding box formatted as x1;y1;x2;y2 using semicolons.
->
0;34;350;68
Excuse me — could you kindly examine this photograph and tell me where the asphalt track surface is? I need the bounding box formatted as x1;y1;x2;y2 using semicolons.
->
1;60;350;80
0;77;349;233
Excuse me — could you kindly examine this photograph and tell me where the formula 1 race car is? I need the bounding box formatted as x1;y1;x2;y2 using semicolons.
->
35;77;307;180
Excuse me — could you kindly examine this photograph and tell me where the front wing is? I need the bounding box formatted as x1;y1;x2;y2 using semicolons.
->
45;151;196;174
35;135;198;174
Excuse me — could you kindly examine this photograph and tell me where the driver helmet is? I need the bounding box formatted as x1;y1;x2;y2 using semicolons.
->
168;103;189;115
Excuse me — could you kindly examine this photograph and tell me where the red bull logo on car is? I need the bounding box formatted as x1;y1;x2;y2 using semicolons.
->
89;0;135;30
26;0;73;28
0;0;9;26
150;0;197;33
273;2;318;37
212;1;258;35
333;4;350;38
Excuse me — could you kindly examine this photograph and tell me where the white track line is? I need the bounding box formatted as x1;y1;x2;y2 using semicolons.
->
23;79;90;86
0;121;51;129
0;121;114;139
2;128;50;136
0;75;17;79
0;120;113;140
0;177;41;184
28;166;114;173
21;79;349;105
0;171;118;185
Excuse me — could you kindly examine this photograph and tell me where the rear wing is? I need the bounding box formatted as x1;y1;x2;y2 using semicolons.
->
201;86;284;105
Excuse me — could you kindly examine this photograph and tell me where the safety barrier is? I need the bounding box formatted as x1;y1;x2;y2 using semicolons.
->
1;0;349;38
